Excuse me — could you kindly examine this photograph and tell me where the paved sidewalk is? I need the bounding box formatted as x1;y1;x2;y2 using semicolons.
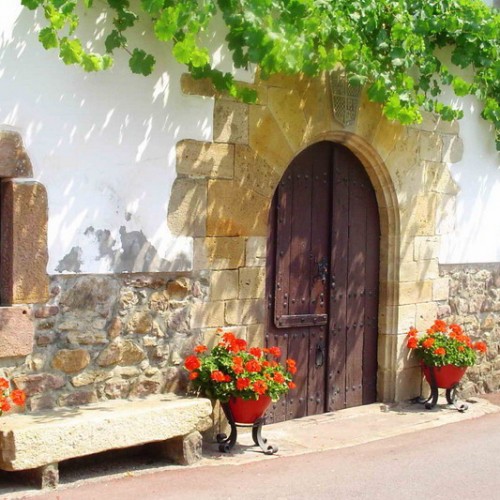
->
1;395;499;498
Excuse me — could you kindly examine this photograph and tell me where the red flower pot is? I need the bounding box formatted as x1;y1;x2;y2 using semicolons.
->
228;395;272;423
422;364;467;389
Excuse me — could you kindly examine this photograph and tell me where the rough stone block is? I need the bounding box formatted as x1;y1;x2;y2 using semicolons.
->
207;180;269;237
156;431;203;466
0;306;34;358
51;349;91;373
176;140;234;178
213;101;248;144
25;463;59;489
0;395;212;472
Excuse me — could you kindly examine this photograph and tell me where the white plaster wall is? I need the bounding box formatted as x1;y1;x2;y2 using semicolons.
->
1;1;216;274
439;99;500;264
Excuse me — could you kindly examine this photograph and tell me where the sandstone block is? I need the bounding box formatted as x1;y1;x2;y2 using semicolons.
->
25;463;59;489
149;290;170;312
419;131;443;162
413;236;440;261
239;267;266;299
0;306;34;358
249;105;293;171
396;304;417;333
400;195;437;236
398;281;433;305
267;86;307;150
167;178;207;237
0;130;33;177
245;237;267;267
66;331;107;345
415;302;438;331
51;349;90;373
207;180;269;237
442;134;464;163
0;181;49;304
176;140;234;178
433;278;450;301
190;301;225;329
210;270;239;301
247;323;265;347
225;299;266;325
0;395;212;471
180;74;217;97
234;145;279;198
213;100;249;144
193;237;245;270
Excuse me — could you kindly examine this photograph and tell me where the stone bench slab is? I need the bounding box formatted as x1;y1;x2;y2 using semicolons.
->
0;394;212;473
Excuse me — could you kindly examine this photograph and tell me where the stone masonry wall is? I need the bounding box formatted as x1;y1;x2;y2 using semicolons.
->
438;263;500;397
2;273;223;411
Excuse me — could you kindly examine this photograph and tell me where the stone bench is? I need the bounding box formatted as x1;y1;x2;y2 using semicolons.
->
0;394;212;489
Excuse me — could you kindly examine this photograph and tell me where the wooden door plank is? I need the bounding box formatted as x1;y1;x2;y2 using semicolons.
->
362;172;380;404
328;146;349;411
345;155;367;409
307;144;331;415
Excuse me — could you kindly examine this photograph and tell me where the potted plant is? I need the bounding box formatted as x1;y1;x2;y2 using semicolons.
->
407;319;487;389
184;330;296;424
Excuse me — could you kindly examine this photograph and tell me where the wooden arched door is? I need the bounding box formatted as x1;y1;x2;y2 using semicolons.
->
266;141;380;422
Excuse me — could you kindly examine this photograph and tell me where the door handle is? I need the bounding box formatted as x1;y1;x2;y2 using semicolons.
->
315;342;325;367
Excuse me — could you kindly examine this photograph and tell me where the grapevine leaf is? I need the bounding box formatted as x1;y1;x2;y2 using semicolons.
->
59;38;83;65
39;27;59;50
129;49;155;76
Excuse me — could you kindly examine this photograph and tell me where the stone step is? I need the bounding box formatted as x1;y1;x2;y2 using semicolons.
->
0;394;212;488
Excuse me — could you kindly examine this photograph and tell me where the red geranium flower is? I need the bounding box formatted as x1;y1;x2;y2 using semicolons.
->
269;346;281;358
236;378;250;390
194;345;208;353
189;371;199;380
422;338;435;349
184;355;201;371
249;347;262;358
286;359;297;374
434;347;446;356
407;337;418;349
245;359;262;373
211;370;226;382
252;380;268;395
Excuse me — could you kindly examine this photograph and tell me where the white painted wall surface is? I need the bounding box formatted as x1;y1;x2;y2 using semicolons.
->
1;1;499;274
1;1;216;274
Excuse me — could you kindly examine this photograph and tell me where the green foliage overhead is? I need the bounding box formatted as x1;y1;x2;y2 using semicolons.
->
21;0;500;149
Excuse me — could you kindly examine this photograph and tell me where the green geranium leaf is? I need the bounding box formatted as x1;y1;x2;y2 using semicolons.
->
105;30;126;53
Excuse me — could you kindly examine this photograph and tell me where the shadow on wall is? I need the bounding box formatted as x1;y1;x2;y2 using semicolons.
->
0;2;215;274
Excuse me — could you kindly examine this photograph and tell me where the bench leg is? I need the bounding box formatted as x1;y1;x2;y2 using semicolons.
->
25;463;59;489
156;431;203;465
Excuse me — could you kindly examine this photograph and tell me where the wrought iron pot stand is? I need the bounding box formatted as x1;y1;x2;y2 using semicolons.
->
412;368;468;412
216;403;278;455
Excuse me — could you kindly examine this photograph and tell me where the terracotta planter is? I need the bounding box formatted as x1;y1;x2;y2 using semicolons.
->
422;364;467;389
228;395;272;423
